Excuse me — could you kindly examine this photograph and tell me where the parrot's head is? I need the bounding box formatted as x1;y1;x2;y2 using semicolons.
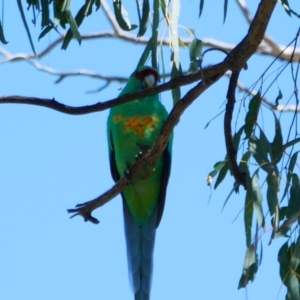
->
133;66;159;90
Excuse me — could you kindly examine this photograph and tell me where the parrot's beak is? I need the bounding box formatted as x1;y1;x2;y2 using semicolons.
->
144;74;156;88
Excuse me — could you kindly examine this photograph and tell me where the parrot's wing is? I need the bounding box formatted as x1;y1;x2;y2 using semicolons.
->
108;131;121;182
155;146;171;228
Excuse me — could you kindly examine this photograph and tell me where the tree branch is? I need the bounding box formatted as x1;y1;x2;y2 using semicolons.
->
66;0;278;222
67;70;225;223
225;71;247;189
0;63;227;114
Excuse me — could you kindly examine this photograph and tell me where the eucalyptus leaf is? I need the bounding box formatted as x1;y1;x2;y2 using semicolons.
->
223;0;228;23
271;114;283;164
278;0;291;16
61;10;82;49
199;0;204;18
249;135;270;172
214;161;229;189
266;169;279;216
113;0;138;31
238;245;258;289
244;93;262;139
244;190;253;247
274;88;283;108
137;0;150;37
189;38;203;61
281;151;299;202
0;20;8;44
171;59;182;106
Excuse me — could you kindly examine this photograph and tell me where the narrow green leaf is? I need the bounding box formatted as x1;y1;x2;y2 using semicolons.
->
189;38;203;61
38;24;54;40
253;201;265;228
0;19;8;44
178;37;186;48
266;168;279;216
54;0;71;21
61;11;81;49
199;0;204;18
287;273;300;300
221;185;235;211
279;206;287;221
151;0;159;70
169;0;180;70
113;0;138;31
171;59;182;105
62;1;94;49
238;246;258;289
271;114;283;164
249;135;270;172
259;129;270;157
17;0;36;55
159;0;167;20
252;170;265;228
244;93;262;139
279;242;300;300
279;242;290;284
208;161;226;178
84;0;95;16
137;0;150;37
252;170;263;203
181;27;195;38
40;0;50;27
214;161;229;189
274;89;283;108
278;0;291;17
223;0;228;23
293;235;300;261
270;204;280;243
244;191;253;247
286;174;300;220
188;60;200;74
281;151;299;202
95;0;101;10
137;37;153;68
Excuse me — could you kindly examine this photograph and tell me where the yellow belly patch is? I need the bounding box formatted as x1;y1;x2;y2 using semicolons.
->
113;114;159;137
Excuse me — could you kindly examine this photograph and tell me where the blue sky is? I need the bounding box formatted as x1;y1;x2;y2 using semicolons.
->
1;1;299;299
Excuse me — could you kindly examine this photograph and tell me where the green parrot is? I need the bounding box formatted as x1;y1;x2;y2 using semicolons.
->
107;65;172;300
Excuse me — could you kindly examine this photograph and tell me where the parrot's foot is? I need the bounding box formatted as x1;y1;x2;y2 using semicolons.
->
67;202;100;224
135;143;155;179
123;169;132;183
135;151;143;161
136;143;151;155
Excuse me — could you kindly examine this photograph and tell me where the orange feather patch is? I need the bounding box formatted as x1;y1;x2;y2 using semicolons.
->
113;114;159;137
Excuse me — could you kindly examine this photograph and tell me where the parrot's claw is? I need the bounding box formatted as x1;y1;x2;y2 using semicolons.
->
124;169;131;183
135;151;143;161
67;206;100;224
136;143;151;155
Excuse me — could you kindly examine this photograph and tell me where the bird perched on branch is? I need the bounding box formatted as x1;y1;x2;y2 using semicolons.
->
107;65;173;300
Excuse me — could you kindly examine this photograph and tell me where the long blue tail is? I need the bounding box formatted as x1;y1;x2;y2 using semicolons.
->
123;200;158;300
